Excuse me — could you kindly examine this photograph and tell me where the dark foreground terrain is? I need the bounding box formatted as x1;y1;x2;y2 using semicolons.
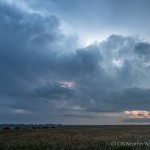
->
0;125;150;150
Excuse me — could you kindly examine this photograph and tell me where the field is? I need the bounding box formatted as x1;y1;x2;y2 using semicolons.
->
0;125;150;150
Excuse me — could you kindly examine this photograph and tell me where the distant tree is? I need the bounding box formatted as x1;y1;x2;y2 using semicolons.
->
43;126;49;129
14;127;21;129
32;127;36;129
3;127;11;130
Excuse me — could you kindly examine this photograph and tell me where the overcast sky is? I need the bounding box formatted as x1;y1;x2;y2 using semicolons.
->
1;0;150;124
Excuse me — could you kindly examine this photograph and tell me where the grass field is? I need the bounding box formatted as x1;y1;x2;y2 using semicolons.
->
0;125;150;150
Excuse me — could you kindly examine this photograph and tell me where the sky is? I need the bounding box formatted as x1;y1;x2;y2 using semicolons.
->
1;0;150;124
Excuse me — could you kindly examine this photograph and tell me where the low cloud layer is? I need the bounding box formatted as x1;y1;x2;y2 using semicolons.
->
1;0;150;124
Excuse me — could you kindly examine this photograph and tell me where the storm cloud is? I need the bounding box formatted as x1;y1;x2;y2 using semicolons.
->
0;0;150;124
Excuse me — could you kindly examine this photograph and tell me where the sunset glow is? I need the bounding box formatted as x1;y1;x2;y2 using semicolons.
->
125;110;150;119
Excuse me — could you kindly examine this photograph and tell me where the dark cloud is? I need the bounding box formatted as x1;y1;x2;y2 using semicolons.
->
62;114;96;119
34;82;76;100
135;42;150;54
0;0;61;86
124;118;150;123
1;0;150;124
103;88;150;112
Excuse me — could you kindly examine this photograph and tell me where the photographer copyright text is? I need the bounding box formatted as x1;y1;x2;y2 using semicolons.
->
111;140;150;147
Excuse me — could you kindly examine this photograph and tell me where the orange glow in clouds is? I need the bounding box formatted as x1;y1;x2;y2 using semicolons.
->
125;110;150;119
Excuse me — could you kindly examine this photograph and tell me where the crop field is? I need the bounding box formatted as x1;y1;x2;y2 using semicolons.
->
0;125;150;150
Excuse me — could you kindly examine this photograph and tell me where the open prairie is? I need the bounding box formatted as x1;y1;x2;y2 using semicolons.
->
0;125;150;150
